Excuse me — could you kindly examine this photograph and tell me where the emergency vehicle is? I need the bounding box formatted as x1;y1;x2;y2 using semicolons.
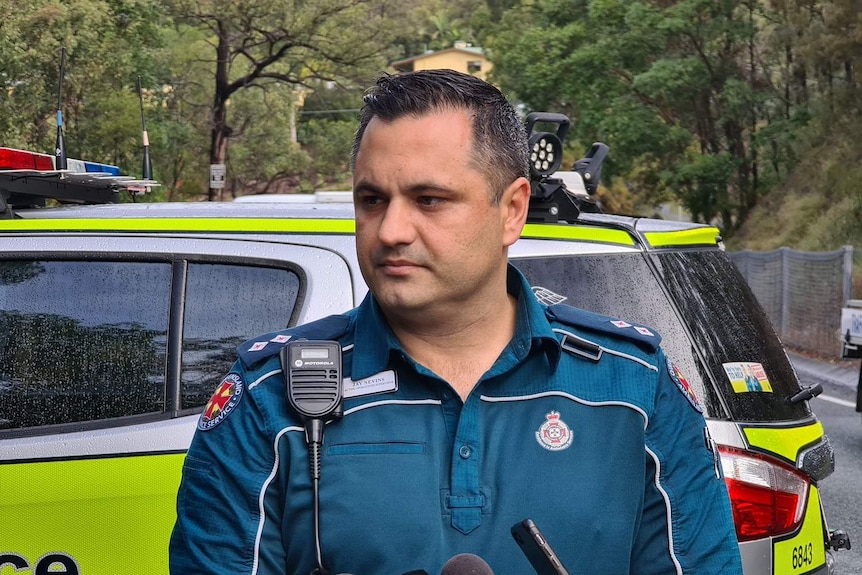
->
839;299;862;412
0;137;848;574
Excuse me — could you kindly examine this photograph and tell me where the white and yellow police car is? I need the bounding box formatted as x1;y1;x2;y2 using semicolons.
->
0;142;847;575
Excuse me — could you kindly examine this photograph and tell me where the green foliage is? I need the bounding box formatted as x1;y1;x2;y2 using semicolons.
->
488;0;844;234
0;0;164;171
300;119;357;182
225;85;313;195
0;0;859;259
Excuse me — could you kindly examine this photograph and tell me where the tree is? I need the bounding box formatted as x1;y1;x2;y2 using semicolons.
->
166;0;399;200
0;0;164;174
489;0;780;233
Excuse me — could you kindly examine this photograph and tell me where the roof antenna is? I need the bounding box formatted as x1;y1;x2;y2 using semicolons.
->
55;47;67;171
137;75;152;181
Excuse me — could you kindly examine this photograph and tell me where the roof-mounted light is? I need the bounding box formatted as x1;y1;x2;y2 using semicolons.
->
525;113;568;182
1;146;158;215
524;113;610;223
528;133;562;178
0;148;121;176
0;148;55;171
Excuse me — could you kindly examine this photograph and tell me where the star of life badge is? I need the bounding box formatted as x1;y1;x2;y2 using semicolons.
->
667;358;702;413
535;411;573;451
199;373;244;430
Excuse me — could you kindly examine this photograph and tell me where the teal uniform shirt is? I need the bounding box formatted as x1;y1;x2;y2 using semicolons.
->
170;265;743;575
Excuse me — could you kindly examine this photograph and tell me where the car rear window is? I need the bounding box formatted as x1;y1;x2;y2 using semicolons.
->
512;250;810;423
0;259;299;432
649;250;809;422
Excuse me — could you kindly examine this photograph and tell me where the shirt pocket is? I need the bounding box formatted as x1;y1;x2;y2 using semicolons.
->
327;441;425;456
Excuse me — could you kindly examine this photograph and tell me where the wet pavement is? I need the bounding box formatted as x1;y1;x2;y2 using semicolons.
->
789;351;861;392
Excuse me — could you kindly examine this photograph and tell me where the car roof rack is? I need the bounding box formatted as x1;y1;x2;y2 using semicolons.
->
0;147;158;218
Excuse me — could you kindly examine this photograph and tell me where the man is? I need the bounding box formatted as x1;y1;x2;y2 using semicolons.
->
170;69;743;574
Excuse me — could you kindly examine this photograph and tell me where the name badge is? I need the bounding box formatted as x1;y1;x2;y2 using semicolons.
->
342;370;398;398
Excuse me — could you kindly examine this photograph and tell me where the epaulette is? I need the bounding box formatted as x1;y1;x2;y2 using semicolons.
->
546;304;661;352
236;314;353;369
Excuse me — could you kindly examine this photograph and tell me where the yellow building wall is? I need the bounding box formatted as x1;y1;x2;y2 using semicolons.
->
405;51;492;81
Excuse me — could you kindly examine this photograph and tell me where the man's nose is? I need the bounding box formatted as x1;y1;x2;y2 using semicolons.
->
377;198;417;246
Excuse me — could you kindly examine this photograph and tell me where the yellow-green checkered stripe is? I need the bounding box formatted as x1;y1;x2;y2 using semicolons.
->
1;218;640;246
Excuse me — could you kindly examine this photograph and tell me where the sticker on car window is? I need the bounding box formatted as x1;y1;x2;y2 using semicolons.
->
722;362;774;393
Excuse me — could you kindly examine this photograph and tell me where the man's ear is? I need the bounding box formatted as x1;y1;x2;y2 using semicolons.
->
501;176;531;248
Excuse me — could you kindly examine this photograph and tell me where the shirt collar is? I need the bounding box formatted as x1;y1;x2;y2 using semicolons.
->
350;264;561;380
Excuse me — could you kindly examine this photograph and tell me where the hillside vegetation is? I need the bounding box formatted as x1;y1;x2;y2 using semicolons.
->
726;112;862;297
0;0;859;292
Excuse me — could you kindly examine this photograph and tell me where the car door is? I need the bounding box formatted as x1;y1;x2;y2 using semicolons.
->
0;234;354;575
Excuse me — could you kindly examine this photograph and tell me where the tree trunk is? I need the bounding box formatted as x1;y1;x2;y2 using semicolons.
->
208;21;232;201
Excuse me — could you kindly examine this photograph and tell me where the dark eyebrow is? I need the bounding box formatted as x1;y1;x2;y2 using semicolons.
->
353;179;457;196
353;179;382;195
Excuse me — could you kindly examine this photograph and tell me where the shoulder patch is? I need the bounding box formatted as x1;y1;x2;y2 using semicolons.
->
545;304;661;352
236;313;352;369
199;373;244;431
667;358;702;413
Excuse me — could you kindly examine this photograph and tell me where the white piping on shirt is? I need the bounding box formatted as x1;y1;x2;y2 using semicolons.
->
249;369;282;390
252;425;302;575
251;398;441;573
482;392;680;572
645;445;684;575
343;398;441;416
480;391;650;430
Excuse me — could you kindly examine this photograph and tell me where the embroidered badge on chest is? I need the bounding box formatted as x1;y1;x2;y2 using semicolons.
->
535;411;573;451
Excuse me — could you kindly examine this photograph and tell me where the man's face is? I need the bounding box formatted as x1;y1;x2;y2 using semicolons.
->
352;109;526;318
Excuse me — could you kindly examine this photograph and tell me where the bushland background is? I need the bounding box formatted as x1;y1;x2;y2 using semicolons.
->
1;0;860;292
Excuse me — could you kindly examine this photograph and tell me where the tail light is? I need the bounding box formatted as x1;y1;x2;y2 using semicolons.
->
719;446;809;541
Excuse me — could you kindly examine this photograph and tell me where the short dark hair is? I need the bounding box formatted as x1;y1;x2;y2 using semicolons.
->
351;69;528;203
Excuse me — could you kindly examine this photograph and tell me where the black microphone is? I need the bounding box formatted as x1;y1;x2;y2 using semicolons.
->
440;554;495;575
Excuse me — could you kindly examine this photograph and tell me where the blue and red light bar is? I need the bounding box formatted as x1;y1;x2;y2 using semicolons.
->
0;147;120;175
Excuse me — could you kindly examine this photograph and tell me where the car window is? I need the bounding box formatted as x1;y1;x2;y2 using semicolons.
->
649;250;809;422
511;254;725;417
513;250;810;423
0;258;301;432
181;262;300;409
0;260;170;430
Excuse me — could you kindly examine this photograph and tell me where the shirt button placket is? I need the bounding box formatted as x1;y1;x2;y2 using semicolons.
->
449;398;482;534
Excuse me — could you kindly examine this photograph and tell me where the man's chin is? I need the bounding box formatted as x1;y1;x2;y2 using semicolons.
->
372;287;435;316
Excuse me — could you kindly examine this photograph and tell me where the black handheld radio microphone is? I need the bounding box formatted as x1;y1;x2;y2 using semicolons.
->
281;340;344;575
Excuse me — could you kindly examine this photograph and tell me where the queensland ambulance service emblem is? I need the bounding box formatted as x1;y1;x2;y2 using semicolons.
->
667;358;702;413
199;373;244;431
535;411;573;451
